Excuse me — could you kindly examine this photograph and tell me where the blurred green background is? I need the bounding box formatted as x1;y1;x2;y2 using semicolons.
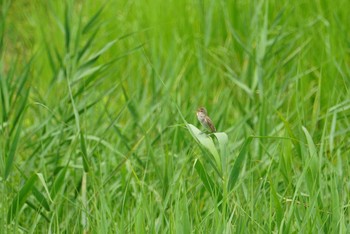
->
1;0;350;232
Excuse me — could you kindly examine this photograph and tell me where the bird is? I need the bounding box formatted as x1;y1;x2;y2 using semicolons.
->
196;107;216;133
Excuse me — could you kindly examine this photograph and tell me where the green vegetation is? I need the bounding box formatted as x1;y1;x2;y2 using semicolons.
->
1;0;350;232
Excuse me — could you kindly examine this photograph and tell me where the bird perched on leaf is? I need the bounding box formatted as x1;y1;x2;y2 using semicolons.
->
196;107;216;133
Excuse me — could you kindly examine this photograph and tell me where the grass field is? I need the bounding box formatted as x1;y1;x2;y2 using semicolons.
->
1;0;350;233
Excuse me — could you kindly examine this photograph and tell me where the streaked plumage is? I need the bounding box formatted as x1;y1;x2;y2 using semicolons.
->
196;107;216;132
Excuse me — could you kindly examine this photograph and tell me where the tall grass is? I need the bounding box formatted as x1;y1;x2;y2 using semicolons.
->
1;0;350;232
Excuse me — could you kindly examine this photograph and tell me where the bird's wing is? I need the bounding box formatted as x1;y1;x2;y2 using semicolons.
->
205;116;216;132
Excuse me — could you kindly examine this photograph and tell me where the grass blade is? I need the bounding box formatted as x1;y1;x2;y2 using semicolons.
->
4;115;24;180
82;5;105;34
50;167;67;199
194;159;222;200
32;187;50;212
0;72;10;122
64;3;71;52
7;174;37;223
227;136;252;191
80;130;90;172
122;85;139;122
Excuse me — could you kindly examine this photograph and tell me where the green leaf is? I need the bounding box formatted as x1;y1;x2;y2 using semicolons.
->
36;172;53;203
4;115;24;180
73;64;102;82
194;159;222;199
187;124;220;169
122;85;139;121
270;176;283;226
82;5;105;34
50;167;67;199
0;72;10;121
214;132;228;157
227;137;252;191
80;130;90;172
83;39;118;66
302;126;318;176
277;111;301;156
32;187;50;212
9;86;30;137
302;126;319;187
64;4;71;51
7;174;37;223
64;99;99;123
77;29;99;62
214;132;229;172
301;126;317;158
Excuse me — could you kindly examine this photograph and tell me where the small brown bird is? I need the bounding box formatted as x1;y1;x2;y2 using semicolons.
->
196;107;216;132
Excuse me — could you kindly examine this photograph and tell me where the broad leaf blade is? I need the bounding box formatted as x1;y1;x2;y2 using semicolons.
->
214;132;228;157
187;124;220;168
